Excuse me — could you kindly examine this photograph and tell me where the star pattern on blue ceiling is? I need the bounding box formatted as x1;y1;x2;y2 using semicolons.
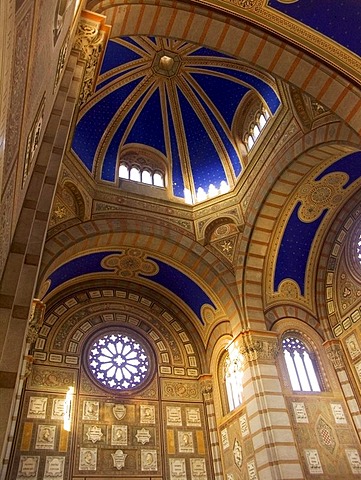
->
71;36;280;201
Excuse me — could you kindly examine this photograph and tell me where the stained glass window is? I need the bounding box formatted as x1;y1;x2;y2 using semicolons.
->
87;332;150;390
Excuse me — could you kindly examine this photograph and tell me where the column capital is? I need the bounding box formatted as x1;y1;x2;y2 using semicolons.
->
198;374;213;401
232;330;280;363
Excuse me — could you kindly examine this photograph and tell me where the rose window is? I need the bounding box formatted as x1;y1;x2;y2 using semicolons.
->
88;332;149;390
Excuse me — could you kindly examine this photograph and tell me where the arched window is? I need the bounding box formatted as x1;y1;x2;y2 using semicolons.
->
253;124;260;140
119;164;129;179
153;172;164;187
130;167;141;182
142;170;152;184
282;336;321;392
223;348;244;412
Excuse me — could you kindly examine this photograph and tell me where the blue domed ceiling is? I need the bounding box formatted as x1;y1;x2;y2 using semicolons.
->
71;36;280;202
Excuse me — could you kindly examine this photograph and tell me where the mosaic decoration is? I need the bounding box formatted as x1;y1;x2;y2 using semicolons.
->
135;428;151;445
315;416;336;453
233;439;243;469
101;250;158;278
298;173;347;223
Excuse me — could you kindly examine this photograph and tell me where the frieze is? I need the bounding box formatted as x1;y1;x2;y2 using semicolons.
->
28;365;76;392
162;379;201;401
240;338;279;363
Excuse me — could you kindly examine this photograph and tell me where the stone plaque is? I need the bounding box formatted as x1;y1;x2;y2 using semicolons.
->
292;402;309;423
305;449;323;474
35;425;56;450
27;397;47;419
240;413;250;436
247;460;258;480
111;425;127;446
331;403;347;424
83;401;99;420
111;450;127;470
44;456;65;480
166;406;182;426
346;449;361;474
190;458;207;479
17;456;40;480
141;449;157;471
221;428;229;450
51;399;65;420
79;448;97;471
178;431;194;453
346;334;361;359
186;407;201;427
86;425;104;443
140;405;155;424
169;458;186;480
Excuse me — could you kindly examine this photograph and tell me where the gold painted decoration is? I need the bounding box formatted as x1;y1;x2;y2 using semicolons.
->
23;95;45;187
101;250;158;278
298;173;348;223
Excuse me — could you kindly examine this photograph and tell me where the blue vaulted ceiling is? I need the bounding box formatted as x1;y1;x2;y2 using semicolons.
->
268;0;361;57
71;36;280;201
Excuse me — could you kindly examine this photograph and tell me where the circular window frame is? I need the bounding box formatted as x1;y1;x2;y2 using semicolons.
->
84;326;156;395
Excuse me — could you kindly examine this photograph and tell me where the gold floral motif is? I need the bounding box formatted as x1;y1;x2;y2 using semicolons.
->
298;173;348;222
101;250;158;278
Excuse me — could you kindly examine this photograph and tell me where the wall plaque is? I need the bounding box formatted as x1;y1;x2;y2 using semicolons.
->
27;397;47;419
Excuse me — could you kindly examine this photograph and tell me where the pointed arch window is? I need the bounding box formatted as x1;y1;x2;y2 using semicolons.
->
282;336;321;392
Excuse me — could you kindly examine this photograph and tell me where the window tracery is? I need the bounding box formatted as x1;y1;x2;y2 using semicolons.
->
87;331;151;391
282;335;321;392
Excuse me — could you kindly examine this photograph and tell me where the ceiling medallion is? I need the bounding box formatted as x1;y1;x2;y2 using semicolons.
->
152;50;181;77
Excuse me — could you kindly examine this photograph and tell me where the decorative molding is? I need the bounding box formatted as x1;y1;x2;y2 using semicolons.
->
74;15;109;107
